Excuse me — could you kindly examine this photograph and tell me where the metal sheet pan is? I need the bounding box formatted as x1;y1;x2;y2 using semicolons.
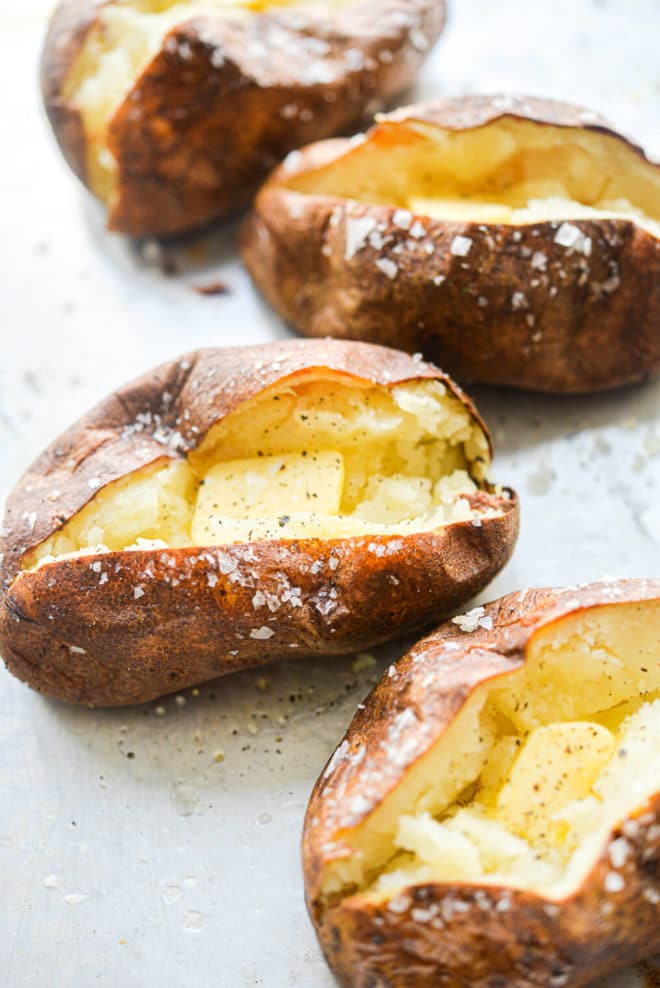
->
1;2;658;985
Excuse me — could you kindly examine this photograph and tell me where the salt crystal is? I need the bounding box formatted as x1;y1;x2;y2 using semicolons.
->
449;236;472;257
376;258;398;280
250;627;275;640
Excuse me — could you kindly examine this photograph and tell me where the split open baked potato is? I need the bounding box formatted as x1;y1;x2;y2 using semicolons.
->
242;95;660;393
0;340;517;707
41;0;446;237
303;579;660;987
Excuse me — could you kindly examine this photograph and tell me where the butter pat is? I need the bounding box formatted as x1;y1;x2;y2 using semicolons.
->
192;450;345;544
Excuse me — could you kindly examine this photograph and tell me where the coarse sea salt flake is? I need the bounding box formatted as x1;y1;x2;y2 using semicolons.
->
376;258;398;280
393;209;413;230
554;222;585;251
608;838;629;869
604;871;625;893
250;626;275;640
344;216;378;260
450;236;472;257
452;606;486;633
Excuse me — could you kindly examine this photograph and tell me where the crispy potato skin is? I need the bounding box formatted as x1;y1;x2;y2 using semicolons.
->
303;580;660;988
41;0;446;237
0;340;517;707
241;95;660;394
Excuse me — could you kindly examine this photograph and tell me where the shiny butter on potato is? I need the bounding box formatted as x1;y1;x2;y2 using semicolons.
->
41;0;446;237
242;94;660;393
303;579;660;988
0;340;518;707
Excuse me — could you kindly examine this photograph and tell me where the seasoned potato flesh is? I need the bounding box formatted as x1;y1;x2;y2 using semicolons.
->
322;601;660;900
25;375;494;566
63;0;354;201
289;119;660;233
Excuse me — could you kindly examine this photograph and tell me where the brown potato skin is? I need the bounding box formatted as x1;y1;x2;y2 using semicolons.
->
41;0;446;237
0;340;518;707
303;580;660;988
241;95;660;394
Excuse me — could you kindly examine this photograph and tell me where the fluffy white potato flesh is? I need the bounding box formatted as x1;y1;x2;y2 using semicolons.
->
289;118;660;234
322;600;660;900
26;375;494;566
62;0;355;201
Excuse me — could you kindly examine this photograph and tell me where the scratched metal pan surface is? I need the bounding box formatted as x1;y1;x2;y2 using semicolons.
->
1;1;659;986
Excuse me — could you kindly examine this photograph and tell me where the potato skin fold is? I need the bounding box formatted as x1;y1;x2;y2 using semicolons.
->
242;95;660;394
303;580;660;988
41;0;446;237
0;340;517;707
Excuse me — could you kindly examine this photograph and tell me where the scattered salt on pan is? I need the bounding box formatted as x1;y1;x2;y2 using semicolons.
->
207;572;218;588
511;291;527;310
134;586;145;600
99;572;108;586
433;275;446;286
64;892;87;906
69;645;86;655
409;220;426;239
531;251;547;271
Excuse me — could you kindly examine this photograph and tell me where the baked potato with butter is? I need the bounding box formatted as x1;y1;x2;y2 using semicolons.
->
41;0;446;237
242;95;660;393
303;579;660;988
0;340;517;707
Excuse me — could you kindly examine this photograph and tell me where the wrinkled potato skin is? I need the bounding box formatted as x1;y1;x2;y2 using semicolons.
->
0;340;517;707
303;580;660;988
242;95;660;394
41;0;446;237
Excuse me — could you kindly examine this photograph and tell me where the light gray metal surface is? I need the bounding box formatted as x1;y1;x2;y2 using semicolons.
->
1;2;658;986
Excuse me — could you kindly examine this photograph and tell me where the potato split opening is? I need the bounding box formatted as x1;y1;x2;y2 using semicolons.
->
62;0;354;203
288;118;660;235
322;600;660;901
25;375;494;568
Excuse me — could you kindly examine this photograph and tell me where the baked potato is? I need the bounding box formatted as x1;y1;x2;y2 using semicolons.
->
303;579;660;988
41;0;446;237
0;340;518;707
242;94;660;393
